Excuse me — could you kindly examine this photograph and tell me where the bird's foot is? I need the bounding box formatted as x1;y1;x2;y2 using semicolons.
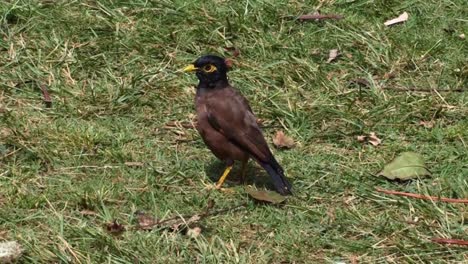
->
202;182;235;193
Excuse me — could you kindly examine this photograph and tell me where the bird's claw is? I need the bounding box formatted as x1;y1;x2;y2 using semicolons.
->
202;183;235;193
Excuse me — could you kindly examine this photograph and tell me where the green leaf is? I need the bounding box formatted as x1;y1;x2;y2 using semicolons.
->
378;152;431;180
245;186;287;204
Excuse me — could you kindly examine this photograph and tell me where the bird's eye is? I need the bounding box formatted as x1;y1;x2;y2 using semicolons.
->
203;64;217;73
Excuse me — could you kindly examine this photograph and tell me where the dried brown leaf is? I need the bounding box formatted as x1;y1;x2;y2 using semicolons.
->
357;132;381;146
137;212;158;230
384;12;409;26
419;120;434;128
383;72;396;79
105;220;125;235
356;135;366;142
368;132;381;146
272;131;295;149
186;226;202;238
327;49;339;63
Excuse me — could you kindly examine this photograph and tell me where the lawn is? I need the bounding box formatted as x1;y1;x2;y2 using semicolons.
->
0;0;467;263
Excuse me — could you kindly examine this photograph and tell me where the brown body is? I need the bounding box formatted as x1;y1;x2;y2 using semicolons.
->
195;86;264;165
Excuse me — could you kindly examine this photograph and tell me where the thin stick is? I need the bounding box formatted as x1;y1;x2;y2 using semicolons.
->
376;188;468;204
381;87;465;92
431;238;468;246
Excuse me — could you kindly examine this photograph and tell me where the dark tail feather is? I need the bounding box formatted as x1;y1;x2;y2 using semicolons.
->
260;157;292;195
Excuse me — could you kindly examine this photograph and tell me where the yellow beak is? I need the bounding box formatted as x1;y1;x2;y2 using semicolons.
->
183;64;198;72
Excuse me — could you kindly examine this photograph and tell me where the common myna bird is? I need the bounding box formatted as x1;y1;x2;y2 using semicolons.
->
183;55;292;195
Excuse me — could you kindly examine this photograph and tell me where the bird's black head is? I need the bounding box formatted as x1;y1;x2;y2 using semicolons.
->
183;55;229;88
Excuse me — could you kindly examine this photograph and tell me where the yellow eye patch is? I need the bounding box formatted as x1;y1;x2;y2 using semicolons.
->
203;64;217;73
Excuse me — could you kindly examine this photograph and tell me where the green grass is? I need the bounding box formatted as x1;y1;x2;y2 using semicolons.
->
1;0;467;263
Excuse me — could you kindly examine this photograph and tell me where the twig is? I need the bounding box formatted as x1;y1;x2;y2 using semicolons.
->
381;87;466;92
431;238;468;246
297;14;344;21
39;85;52;108
376;188;468;204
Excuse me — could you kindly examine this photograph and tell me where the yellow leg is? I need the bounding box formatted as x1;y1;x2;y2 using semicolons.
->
216;165;233;189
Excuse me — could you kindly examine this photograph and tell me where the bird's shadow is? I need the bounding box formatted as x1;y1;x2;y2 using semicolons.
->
204;159;286;192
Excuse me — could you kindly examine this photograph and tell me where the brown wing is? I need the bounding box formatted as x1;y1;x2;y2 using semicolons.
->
204;86;272;162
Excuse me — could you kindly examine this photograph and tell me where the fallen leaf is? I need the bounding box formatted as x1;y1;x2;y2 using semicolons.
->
245;186;287;204
105;220;126;235
349;255;359;264
384;12;409;26
356;135;366;142
186;226;202;238
136;211;158;230
378;152;431;180
272;131;295;149
368;132;381;146
124;161;144;167
357;132;381;146
419;120;434;128
0;241;23;263
327;49;339;63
